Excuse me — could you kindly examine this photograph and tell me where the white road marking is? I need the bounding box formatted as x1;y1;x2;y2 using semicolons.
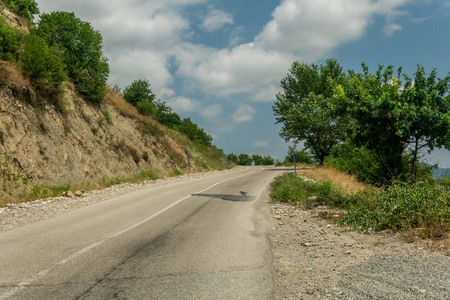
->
0;170;258;299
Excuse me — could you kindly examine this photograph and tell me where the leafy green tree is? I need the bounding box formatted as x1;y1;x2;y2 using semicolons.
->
262;155;275;165
123;79;155;106
237;153;252;166
178;118;213;146
337;64;450;183
36;11;109;103
252;154;263;165
154;100;182;128
5;0;39;21
226;153;239;164
0;19;23;60
273;59;345;164
284;146;314;164
21;34;66;94
136;100;157;116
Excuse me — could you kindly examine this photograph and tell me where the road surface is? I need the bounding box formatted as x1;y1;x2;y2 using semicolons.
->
0;167;284;299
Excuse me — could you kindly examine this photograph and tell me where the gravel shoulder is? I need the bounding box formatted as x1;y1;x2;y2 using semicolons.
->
268;203;450;300
0;167;246;233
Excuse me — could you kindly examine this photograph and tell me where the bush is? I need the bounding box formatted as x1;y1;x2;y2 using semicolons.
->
0;19;23;61
338;183;450;237
325;143;384;185
123;79;155;106
269;173;348;208
4;0;39;21
136;100;156;116
21;34;67;95
101;109;113;124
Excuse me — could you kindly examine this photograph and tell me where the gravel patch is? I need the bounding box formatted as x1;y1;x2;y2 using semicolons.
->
269;204;450;300
0;167;245;233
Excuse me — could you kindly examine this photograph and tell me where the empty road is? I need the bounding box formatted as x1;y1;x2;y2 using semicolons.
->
0;167;284;299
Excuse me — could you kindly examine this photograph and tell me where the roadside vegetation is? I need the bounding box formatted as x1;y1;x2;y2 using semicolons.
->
271;58;450;241
0;0;232;205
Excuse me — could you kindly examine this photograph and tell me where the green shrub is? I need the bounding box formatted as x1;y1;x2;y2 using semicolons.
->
325;143;384;185
337;183;450;237
4;0;39;21
21;34;67;95
0;19;23;60
136;100;156;116
101;109;113;124
269;173;348;208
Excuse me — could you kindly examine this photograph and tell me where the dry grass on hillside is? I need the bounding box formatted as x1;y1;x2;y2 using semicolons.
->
0;60;31;87
298;165;365;195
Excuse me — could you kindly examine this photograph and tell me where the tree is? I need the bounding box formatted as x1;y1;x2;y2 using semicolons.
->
21;34;67;94
36;12;109;103
237;153;252;166
284;146;313;164
123;79;155;106
178;118;213;146
262;155;275;165
337;63;450;183
252;154;263;165
5;0;40;21
0;19;23;60
273;59;345;164
154;100;181;128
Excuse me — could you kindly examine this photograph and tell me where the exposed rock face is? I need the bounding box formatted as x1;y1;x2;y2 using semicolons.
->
0;81;189;189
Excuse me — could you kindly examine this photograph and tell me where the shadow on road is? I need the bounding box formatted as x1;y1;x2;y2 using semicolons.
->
192;192;256;202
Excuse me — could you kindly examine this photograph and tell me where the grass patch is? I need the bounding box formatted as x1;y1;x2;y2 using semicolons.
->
270;169;450;240
269;173;350;208
337;184;450;237
100;169;158;188
169;169;183;177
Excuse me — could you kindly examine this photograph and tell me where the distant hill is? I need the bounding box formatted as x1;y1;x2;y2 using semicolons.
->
434;168;450;178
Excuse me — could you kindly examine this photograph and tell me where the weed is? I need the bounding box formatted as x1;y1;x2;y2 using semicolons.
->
169;169;183;177
101;109;113;124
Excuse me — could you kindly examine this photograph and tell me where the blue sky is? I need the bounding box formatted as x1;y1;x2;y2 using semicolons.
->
36;0;450;167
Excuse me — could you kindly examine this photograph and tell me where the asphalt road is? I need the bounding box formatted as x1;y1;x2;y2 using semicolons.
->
0;167;284;300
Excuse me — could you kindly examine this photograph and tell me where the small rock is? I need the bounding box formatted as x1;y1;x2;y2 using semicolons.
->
74;191;83;197
66;191;74;197
344;251;351;255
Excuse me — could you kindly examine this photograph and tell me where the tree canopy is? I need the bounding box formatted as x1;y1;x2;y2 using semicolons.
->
123;79;155;106
275;59;450;184
35;11;109;103
336;63;450;182
273;59;345;164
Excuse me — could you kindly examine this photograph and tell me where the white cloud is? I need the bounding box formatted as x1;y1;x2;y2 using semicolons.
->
233;105;256;123
199;104;223;121
201;8;233;32
383;23;403;36
167;96;201;113
250;84;281;102
175;42;294;97
255;0;408;59
253;140;269;147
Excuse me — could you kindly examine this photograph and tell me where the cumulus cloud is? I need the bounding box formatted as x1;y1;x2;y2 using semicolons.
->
233;105;256;123
253;140;269;147
175;43;294;97
255;0;408;59
167;96;201;113
201;7;233;32
199;104;223;121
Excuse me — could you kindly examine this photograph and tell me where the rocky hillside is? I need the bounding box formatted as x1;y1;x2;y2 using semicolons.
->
0;63;224;203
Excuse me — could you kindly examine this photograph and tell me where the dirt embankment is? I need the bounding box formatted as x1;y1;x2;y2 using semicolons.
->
0;76;209;203
268;203;450;299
